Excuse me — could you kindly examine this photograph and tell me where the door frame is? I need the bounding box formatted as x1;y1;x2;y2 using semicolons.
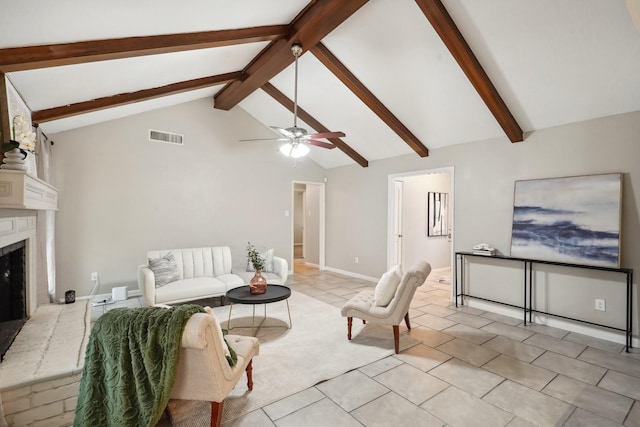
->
291;180;325;272
386;166;455;278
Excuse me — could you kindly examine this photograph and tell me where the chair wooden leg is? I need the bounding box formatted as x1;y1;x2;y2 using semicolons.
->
210;401;223;427
404;312;411;330
246;360;254;391
362;319;366;324
347;317;353;340
393;325;400;354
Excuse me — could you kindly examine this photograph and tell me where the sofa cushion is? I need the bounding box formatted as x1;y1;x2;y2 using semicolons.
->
154;277;227;304
374;265;403;307
148;253;180;288
216;273;245;289
235;271;283;286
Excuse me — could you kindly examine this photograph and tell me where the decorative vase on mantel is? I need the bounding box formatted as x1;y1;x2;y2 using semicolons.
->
0;149;28;171
249;269;268;295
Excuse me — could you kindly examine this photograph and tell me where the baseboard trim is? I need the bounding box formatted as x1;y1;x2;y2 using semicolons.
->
323;266;377;283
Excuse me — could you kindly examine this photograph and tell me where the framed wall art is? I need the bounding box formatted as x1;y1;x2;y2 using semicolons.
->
510;173;622;267
427;192;448;237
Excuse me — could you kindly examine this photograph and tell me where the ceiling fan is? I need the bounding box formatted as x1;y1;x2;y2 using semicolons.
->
241;43;345;158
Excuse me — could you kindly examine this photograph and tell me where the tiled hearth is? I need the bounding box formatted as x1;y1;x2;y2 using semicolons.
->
0;300;90;426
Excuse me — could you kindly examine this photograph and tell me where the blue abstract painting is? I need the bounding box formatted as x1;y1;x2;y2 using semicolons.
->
510;174;622;267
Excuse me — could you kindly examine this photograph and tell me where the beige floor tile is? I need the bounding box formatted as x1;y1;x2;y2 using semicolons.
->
262;388;324;421
624;401;640;427
412;313;457;331
563;408;625;427
393;343;451;372
442;323;496;345
274;398;361;427
523;333;586;358
446;312;493;328
579;347;640;379
420;303;458;318
533;351;607;385
542;375;633;423
407;326;455;348
312;293;346;305
483;354;556;391
598;370;640;400
481;311;523;326
564;332;626;354
482;336;545;363
429;358;505;398
422;386;513;427
437;338;500;367
506;417;537;427
454;305;487;316
483;380;574;427
316;370;389;412
481;322;535;342
518;323;570;339
351;391;446;427
374;364;448;405
358;356;404;377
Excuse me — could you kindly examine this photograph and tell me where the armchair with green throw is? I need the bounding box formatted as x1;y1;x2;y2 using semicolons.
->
74;305;259;427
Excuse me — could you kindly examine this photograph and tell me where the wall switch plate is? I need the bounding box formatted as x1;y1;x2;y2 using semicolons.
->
595;299;606;311
91;272;98;281
355;257;359;264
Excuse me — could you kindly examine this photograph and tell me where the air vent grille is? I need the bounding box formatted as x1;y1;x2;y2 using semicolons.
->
149;129;183;145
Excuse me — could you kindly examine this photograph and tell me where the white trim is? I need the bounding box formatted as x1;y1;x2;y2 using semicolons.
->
323;266;378;283
291;180;325;272
465;299;638;348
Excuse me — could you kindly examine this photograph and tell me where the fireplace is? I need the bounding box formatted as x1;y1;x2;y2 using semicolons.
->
0;240;26;361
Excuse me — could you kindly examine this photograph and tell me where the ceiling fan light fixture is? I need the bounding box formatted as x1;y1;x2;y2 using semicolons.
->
279;142;309;158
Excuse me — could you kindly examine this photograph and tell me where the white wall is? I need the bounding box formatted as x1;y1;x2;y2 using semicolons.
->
401;172;451;270
325;111;640;343
50;98;325;297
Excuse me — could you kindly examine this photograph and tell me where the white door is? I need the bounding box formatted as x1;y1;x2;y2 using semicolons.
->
392;180;403;267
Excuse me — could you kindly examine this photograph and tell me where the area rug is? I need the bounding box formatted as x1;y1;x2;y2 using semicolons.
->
163;290;421;425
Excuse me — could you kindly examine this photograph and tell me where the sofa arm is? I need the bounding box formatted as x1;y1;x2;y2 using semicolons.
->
137;265;156;307
272;256;288;285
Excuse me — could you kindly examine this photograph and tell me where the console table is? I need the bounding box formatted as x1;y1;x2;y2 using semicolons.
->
454;251;633;351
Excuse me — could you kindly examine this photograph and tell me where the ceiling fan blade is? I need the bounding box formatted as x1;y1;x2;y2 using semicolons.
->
307;131;345;139
307;139;336;149
239;137;289;142
270;126;294;138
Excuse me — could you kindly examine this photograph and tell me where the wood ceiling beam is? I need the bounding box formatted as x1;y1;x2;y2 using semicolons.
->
32;71;242;123
414;0;523;143
214;0;369;111
311;43;429;157
262;82;368;168
0;26;288;72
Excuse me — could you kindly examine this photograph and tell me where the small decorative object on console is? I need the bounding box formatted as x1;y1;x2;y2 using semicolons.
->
472;243;495;256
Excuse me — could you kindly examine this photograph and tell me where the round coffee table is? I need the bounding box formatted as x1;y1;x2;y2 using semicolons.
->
226;285;292;329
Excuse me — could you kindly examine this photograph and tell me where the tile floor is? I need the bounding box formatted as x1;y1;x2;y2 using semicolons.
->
95;262;640;427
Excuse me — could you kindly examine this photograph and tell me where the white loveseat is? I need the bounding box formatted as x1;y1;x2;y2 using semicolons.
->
137;246;288;307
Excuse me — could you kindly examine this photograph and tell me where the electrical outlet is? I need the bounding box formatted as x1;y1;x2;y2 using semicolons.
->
595;298;605;311
355;257;359;264
91;272;98;281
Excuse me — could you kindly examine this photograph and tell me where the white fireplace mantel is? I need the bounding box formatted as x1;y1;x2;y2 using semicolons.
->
0;170;57;210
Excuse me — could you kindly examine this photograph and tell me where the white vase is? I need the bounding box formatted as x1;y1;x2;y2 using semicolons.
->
1;149;27;171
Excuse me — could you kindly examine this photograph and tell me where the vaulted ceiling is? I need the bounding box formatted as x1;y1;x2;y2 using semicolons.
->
1;0;639;169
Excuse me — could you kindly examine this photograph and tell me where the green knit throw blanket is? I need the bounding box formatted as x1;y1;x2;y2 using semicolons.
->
74;304;205;427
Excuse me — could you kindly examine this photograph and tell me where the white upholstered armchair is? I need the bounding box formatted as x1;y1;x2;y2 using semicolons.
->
341;261;432;353
171;308;259;427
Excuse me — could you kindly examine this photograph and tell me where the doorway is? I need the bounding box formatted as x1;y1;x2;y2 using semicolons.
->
291;181;325;273
387;167;454;276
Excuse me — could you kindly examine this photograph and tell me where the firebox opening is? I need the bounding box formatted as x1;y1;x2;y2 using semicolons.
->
0;240;27;361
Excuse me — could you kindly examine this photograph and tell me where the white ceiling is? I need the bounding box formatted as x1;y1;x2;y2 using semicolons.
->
2;0;639;169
